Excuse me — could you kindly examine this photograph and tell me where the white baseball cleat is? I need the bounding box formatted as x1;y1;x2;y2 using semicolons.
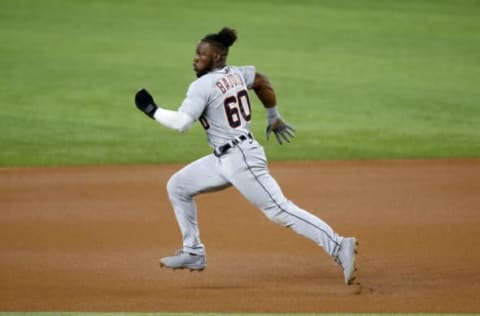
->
159;250;206;272
335;237;358;285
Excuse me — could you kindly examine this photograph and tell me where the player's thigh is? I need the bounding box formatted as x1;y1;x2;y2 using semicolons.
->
167;154;230;196
225;145;288;210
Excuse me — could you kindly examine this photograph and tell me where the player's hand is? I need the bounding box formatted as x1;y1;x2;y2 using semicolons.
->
266;117;295;144
135;88;158;119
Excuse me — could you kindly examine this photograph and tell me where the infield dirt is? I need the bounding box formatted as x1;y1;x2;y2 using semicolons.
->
1;159;479;313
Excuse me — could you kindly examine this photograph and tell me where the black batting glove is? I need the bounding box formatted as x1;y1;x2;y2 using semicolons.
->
135;88;158;119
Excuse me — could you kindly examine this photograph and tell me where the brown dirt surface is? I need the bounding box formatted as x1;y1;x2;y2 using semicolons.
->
1;159;479;313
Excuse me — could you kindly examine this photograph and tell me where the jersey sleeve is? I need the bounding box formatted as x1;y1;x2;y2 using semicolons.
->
178;79;208;120
238;65;256;89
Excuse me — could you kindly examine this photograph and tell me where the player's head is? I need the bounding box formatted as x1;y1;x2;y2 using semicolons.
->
193;27;237;78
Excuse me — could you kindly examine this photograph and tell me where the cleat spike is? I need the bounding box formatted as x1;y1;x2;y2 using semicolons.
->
347;277;356;285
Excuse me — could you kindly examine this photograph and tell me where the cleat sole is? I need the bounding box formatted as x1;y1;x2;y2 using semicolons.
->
160;261;205;272
346;239;358;285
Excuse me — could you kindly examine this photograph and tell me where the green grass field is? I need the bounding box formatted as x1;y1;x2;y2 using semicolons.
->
1;0;479;166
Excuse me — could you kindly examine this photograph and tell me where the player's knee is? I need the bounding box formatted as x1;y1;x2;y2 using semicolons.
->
167;173;192;202
262;205;290;227
166;174;182;199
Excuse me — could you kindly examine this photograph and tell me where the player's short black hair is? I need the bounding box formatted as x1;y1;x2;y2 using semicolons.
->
202;27;237;56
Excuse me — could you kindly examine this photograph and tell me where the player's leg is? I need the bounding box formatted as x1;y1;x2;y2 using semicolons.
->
166;153;230;256
222;141;358;283
222;141;343;256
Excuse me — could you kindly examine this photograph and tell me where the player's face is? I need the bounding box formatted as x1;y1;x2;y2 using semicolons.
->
193;41;216;78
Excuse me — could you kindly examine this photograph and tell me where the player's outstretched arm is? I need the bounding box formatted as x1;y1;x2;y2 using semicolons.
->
134;88;194;133
252;73;295;144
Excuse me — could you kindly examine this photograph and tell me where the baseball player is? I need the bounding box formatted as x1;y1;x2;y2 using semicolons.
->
134;27;358;285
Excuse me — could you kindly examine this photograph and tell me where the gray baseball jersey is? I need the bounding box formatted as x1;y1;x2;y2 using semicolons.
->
179;65;255;148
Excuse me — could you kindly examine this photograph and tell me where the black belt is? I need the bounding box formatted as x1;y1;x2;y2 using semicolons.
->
213;133;252;157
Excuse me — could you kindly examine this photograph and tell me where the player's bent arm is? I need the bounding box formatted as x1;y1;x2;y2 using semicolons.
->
251;71;295;144
153;108;194;133
252;72;277;108
252;71;281;123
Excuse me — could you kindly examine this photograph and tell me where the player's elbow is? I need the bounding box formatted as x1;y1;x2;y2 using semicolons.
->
173;113;194;133
154;109;194;132
173;122;192;133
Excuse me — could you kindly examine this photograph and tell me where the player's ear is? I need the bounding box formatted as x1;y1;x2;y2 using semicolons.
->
212;52;223;64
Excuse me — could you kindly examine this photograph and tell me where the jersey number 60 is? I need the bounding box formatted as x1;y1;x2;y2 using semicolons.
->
223;89;252;128
199;89;251;130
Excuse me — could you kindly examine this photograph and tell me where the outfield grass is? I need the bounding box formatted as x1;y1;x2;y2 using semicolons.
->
1;0;479;166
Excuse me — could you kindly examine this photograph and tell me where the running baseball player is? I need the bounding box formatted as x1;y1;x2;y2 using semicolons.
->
134;27;358;285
